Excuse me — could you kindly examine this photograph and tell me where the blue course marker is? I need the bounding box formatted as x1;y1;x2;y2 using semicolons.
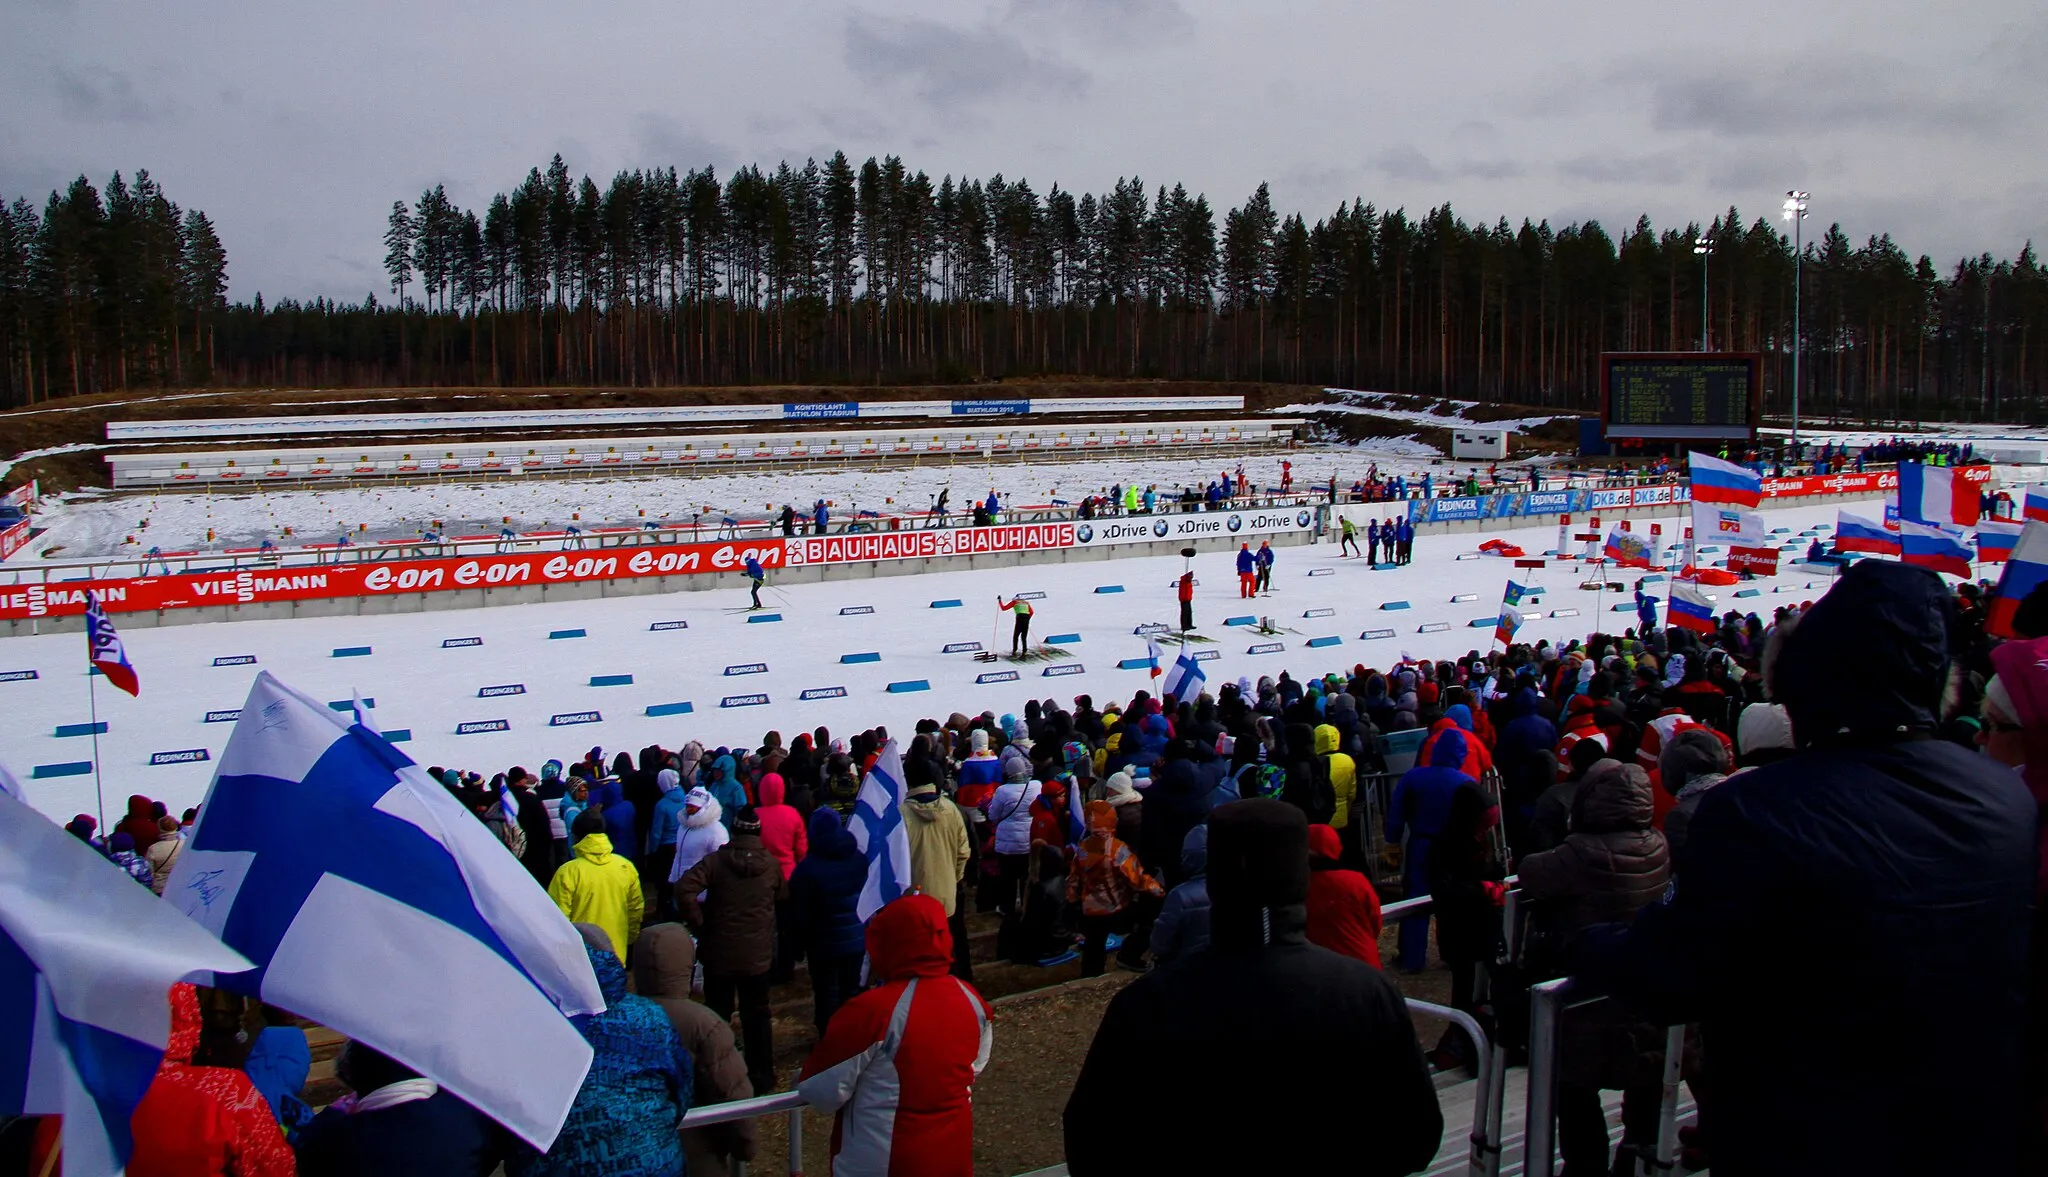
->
1450;593;1479;603
1360;628;1397;640
1247;642;1286;654
549;629;586;640
1134;623;1171;636
1307;568;1335;577
333;646;372;658
589;674;634;687
649;621;688;631
549;711;603;727
886;680;931;693
1468;618;1496;628
976;670;1021;684
1223;615;1258;627
456;720;511;735
442;637;483;648
1043;664;1085;677
1044;633;1081;645
798;688;849;701
1372;563;1400;571
1094;585;1125;594
1303;608;1336;618
720;694;771;708
646;702;695;717
929;599;963;609
1550;608;1581;618
326;699;376;711
383;729;413;743
838;606;875;616
1734;588;1763;598
1306;635;1343;648
1418;622;1452;633
942;642;984;654
1380;601;1411;611
1117;658;1155;670
746;613;782;623
212;655;257;667
54;722;108;738
32;761;93;779
0;670;39;682
840;652;881;664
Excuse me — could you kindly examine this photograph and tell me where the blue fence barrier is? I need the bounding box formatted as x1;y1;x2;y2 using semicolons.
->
54;722;108;738
746;613;782;623
333;646;372;658
590;674;634;687
1045;633;1081;645
33;762;92;779
1223;615;1258;626
841;652;881;664
930;599;963;609
646;702;695;717
549;629;586;640
1307;636;1343;648
1094;585;1124;594
886;680;931;694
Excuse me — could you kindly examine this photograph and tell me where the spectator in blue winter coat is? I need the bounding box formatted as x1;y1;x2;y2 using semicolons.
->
704;753;749;833
789;807;870;1033
1150;825;1212;965
510;928;692;1177
1388;729;1475;971
1495;684;1561;840
587;779;638;868
243;1004;312;1126
1367;519;1382;563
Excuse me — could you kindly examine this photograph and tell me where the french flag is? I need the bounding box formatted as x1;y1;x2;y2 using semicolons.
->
1688;452;1762;507
2026;488;2048;524
1978;520;2022;564
1899;519;1975;578
1897;462;1980;527
1668;581;1718;635
1990;521;2048;638
1836;511;1902;556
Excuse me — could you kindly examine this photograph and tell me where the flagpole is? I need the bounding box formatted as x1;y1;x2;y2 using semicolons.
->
87;659;105;830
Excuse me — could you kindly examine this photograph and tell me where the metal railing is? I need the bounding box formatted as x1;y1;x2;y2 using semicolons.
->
1522;977;1688;1177
679;1089;807;1177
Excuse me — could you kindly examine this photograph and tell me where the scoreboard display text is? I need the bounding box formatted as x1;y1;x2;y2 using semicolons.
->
1600;353;1761;441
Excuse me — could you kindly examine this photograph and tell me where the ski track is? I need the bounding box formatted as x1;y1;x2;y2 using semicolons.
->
1;500;1859;823
11;445;1470;563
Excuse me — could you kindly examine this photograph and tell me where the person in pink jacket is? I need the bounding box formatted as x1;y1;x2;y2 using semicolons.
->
754;772;808;879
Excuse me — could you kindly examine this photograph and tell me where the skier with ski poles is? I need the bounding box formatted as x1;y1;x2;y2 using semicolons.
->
745;553;766;609
998;594;1035;656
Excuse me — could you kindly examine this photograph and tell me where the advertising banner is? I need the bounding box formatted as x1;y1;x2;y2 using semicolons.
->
1425;496;1490;523
0;519;31;561
1070;507;1315;547
786;522;1075;565
0;537;788;621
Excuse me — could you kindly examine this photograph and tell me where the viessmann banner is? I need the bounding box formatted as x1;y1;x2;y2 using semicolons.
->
0;537;791;620
1071;507;1319;547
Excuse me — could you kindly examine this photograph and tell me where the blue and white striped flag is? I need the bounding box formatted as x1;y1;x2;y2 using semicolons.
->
164;671;604;1149
2;787;253;1177
851;738;912;921
1162;647;1206;702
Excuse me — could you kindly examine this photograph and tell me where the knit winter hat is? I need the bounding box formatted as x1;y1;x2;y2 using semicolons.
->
732;806;763;835
1002;750;1031;783
1736;703;1795;757
1102;771;1139;806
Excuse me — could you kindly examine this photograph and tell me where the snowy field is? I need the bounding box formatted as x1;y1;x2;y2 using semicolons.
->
10;445;1472;564
0;500;1860;824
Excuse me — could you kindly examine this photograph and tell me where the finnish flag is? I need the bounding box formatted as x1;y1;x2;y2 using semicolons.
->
2;784;253;1176
851;738;912;922
164;671;605;1149
1162;648;1206;702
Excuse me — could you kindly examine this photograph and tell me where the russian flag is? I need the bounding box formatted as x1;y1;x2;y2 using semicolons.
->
1668;581;1718;634
1493;606;1522;646
2026;488;2048;524
1978;520;2022;564
1990;521;2048;637
1836;511;1901;555
1897;462;1980;526
1603;525;1653;568
1899;519;1975;578
1688;452;1763;507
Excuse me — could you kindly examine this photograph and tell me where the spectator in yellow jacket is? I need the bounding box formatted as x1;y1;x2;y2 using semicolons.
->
549;810;645;963
1314;723;1361;864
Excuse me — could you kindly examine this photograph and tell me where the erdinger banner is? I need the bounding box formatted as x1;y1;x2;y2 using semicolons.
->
0;538;788;621
785;522;1075;566
1072;507;1317;547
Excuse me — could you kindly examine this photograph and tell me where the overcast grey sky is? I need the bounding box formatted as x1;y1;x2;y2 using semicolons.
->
6;0;2042;301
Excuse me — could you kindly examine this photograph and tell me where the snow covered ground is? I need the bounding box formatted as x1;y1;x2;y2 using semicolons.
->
0;499;1859;825
9;444;1493;564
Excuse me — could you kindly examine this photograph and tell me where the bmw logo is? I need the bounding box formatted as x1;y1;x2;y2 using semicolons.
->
1296;509;1313;527
1076;524;1094;543
1152;519;1170;538
1227;514;1243;532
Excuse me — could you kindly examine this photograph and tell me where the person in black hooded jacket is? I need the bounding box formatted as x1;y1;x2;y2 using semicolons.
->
1141;738;1219;887
1063;799;1442;1175
1576;559;2036;1177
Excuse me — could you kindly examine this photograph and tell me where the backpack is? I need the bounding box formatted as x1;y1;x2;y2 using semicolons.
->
1232;761;1286;802
1286;755;1338;825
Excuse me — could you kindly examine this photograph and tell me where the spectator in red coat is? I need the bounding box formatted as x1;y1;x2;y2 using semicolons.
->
753;773;807;880
797;893;992;1176
128;983;296;1177
1304;823;1383;967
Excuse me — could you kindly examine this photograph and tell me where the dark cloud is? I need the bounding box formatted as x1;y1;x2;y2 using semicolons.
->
1558;152;1688;186
1001;0;1195;47
54;66;167;125
843;12;1089;106
630;115;730;171
1367;145;1521;183
1618;53;2008;139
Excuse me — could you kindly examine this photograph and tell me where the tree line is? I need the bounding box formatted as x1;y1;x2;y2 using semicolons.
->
3;154;2045;424
0;171;228;403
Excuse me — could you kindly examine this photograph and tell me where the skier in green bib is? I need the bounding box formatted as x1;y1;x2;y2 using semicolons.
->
998;594;1035;656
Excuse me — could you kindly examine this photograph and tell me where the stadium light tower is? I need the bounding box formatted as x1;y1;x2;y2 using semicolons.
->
1692;232;1712;352
1783;190;1810;450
